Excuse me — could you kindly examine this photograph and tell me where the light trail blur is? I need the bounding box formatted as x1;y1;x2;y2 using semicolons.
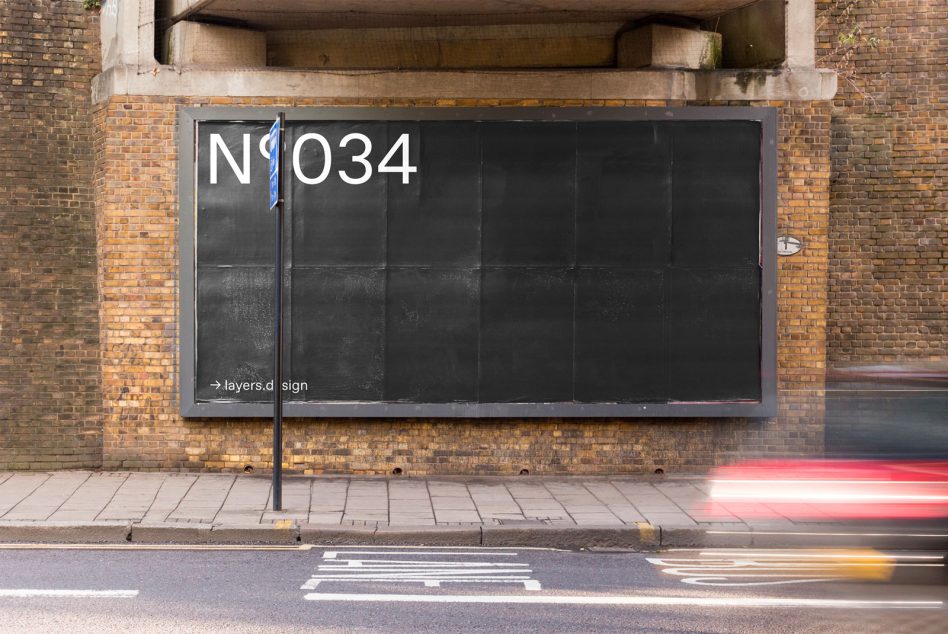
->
708;460;948;521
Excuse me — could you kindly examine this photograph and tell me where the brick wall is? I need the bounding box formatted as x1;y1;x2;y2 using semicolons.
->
93;96;830;474
0;1;102;469
818;0;947;363
0;1;837;474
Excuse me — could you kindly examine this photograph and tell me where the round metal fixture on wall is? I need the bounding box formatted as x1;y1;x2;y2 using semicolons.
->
777;236;803;256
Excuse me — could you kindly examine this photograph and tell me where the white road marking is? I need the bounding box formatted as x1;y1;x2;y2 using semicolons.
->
646;550;943;587
647;556;844;586
323;551;517;558
682;578;840;587
303;593;943;609
321;546;548;551
0;544;314;551
321;559;530;567
306;549;542;590
0;589;138;598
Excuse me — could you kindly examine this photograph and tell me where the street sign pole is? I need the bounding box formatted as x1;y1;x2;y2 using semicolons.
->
269;113;285;512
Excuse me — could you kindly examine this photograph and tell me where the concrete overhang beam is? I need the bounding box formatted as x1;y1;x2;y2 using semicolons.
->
92;65;837;104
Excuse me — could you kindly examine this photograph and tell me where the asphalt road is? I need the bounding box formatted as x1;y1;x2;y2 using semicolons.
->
0;544;945;633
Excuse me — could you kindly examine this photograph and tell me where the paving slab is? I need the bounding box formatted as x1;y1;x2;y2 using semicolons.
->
571;513;625;526
433;511;481;523
141;475;198;523
215;477;269;525
167;475;235;523
280;479;312;514
1;472;90;521
388;481;430;499
48;474;129;522
0;474;53;517
97;473;165;521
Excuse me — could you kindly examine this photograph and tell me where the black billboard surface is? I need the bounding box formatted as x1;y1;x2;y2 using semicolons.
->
182;109;776;417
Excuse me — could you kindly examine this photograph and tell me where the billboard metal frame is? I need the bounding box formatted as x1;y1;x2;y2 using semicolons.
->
178;106;778;418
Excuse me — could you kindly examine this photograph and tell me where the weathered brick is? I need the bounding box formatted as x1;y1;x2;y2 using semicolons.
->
91;96;830;475
818;0;947;363
0;1;102;469
8;2;940;474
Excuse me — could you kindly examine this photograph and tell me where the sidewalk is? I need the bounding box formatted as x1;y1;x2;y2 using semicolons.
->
0;471;943;550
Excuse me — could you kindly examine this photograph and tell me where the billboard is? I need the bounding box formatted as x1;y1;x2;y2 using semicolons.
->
179;108;776;417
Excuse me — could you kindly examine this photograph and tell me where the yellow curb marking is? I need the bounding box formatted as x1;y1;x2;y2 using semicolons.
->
636;522;657;544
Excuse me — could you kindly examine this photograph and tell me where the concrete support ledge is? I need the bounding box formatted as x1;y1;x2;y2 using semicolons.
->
618;24;721;70
167;22;266;67
0;521;131;543
92;65;836;105
694;68;837;101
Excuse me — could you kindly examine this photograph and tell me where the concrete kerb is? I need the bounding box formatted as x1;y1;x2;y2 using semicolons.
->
120;522;667;548
2;521;944;550
659;525;753;548
481;523;660;550
373;525;481;546
129;522;301;544
657;525;948;550
0;521;132;543
299;523;377;545
208;524;300;544
130;523;215;544
298;524;481;546
742;526;948;550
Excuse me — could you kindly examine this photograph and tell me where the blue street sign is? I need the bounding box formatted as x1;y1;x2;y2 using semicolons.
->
268;117;281;210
